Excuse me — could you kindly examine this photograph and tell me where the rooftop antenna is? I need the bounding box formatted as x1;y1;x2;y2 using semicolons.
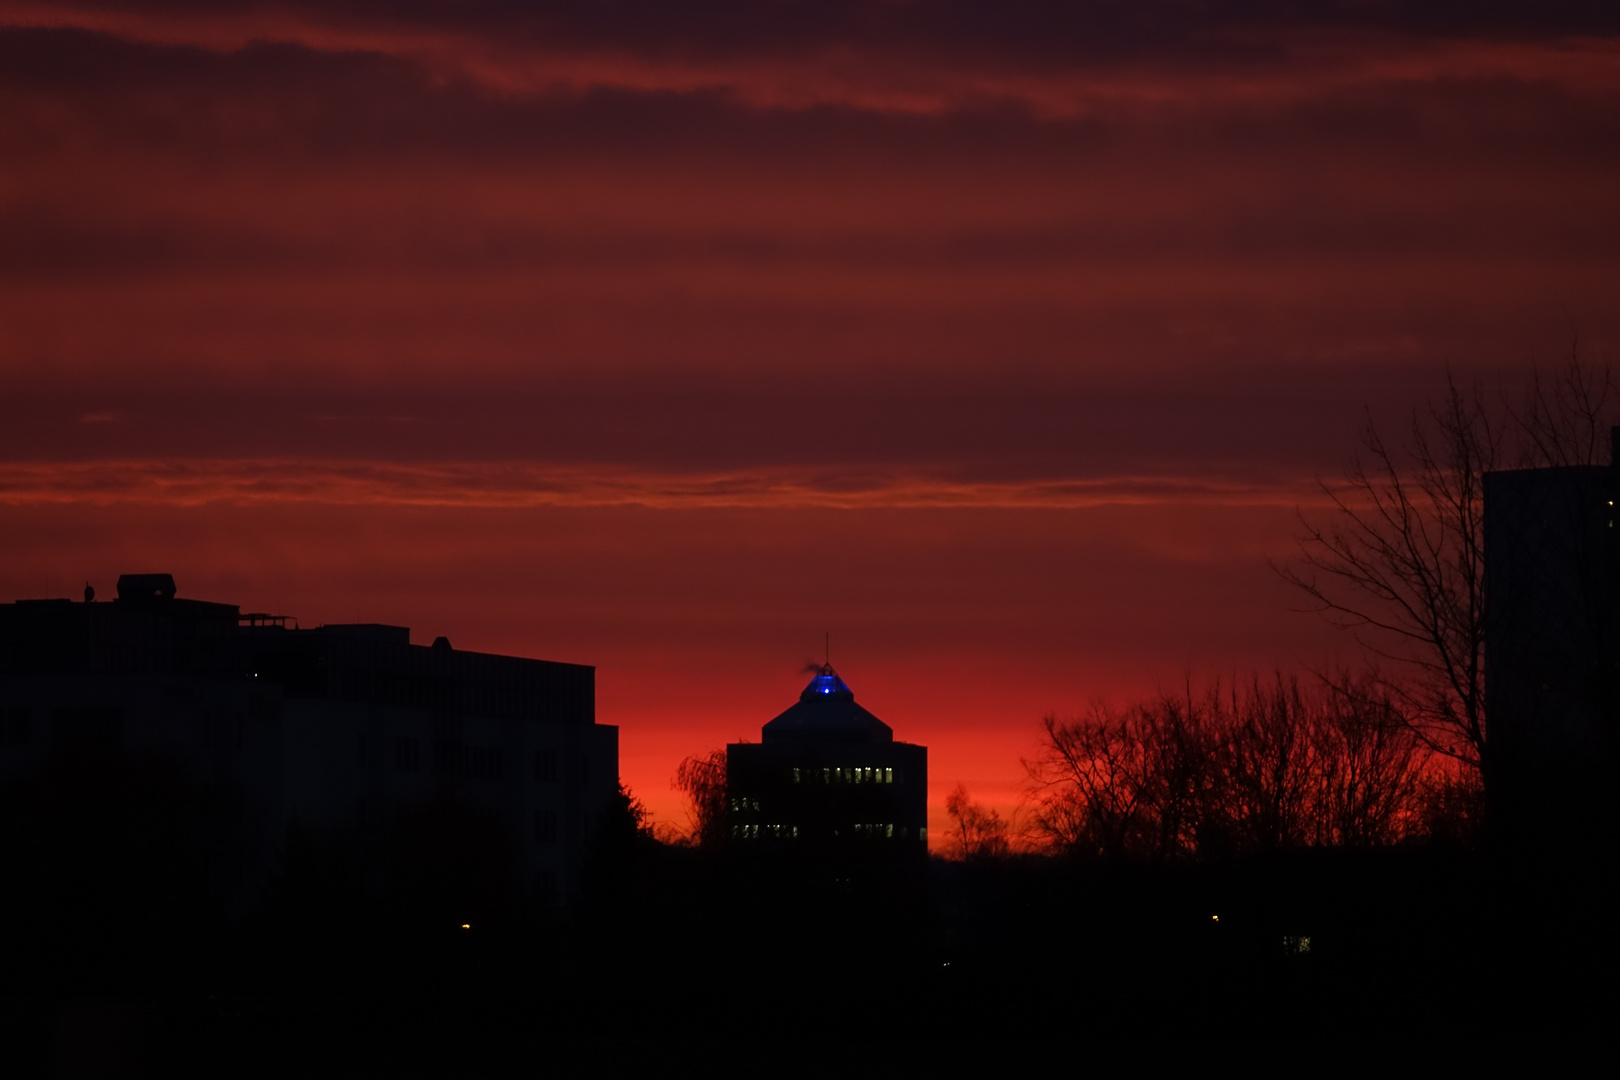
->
825;631;830;668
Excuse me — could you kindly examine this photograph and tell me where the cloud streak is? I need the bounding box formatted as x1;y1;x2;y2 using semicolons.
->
5;2;1619;120
0;459;1331;511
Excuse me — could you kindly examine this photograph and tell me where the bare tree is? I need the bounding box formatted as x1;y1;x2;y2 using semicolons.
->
1028;676;1431;858
943;783;1011;862
1025;697;1213;860
1311;676;1424;846
1211;675;1320;852
1516;348;1617;469
1026;707;1155;859
672;748;728;848
1276;374;1499;777
1277;352;1615;804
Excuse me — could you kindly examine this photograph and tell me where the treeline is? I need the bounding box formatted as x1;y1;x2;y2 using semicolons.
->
1006;674;1482;862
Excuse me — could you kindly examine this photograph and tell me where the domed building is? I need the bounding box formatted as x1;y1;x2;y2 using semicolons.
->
726;664;927;853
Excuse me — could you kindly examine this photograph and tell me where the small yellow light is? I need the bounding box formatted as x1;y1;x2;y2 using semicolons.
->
1211;915;1220;922
461;923;471;930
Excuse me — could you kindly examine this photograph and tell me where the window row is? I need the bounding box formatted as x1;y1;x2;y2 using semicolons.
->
534;748;589;784
391;737;503;780
534;810;593;844
730;823;924;841
790;766;895;785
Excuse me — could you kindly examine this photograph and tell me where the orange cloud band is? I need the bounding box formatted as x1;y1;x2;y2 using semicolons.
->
0;459;1337;511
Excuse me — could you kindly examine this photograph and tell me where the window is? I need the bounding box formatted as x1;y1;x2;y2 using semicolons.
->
535;748;558;783
534;809;558;843
466;746;503;781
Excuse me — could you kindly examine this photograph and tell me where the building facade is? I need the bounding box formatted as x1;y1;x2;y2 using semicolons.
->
726;664;927;855
1484;435;1620;850
0;574;617;905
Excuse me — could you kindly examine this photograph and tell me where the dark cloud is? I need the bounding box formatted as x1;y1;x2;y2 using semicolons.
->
0;13;1615;483
7;198;1620;282
25;1;1620;66
0;362;1463;481
6;24;1620;170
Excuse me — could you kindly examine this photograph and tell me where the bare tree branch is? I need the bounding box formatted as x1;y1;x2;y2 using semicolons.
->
1277;353;1615;783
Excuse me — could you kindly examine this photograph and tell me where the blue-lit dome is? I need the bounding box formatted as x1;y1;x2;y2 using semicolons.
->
801;663;853;700
763;662;892;744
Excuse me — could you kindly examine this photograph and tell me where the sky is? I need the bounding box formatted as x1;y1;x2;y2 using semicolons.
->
2;1;1619;841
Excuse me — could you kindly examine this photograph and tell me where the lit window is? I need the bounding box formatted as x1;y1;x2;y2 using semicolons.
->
792;768;800;783
884;768;892;784
886;824;893;838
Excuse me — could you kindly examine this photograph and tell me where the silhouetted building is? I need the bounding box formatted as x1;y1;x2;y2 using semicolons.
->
0;573;616;904
726;664;927;856
1485;432;1620;850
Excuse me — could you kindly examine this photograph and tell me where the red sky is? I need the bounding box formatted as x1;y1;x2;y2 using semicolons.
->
3;1;1618;841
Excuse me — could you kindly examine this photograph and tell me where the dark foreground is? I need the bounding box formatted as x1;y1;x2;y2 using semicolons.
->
1;837;1614;1076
